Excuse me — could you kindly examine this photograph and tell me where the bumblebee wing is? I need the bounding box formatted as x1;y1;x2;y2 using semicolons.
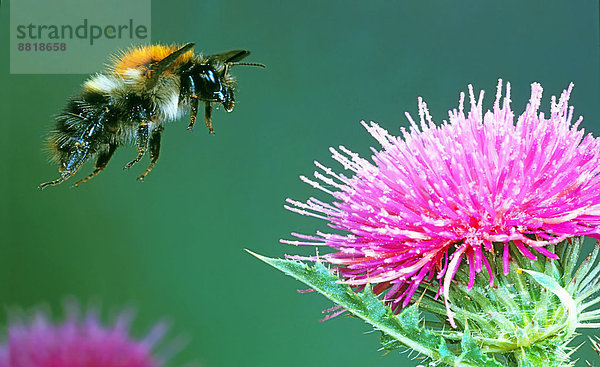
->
146;43;195;88
208;50;250;64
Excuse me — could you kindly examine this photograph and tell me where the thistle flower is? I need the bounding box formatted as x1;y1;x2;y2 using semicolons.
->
283;80;600;326
0;304;168;367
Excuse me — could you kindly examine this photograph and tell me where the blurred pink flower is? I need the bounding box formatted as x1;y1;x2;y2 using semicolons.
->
283;80;600;326
0;305;167;367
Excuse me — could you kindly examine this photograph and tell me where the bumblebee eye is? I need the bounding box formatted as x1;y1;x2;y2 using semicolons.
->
205;70;217;83
197;69;222;94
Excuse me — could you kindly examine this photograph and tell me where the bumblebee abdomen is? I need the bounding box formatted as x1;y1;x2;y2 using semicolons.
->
47;89;120;162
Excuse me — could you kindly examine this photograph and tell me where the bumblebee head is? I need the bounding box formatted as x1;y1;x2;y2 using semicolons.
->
201;50;265;112
195;65;236;112
176;46;265;133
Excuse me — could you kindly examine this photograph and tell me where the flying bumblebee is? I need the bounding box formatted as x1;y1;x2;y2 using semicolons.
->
39;43;265;189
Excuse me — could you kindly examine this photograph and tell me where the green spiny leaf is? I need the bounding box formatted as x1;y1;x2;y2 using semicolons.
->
563;237;583;285
521;269;577;337
458;330;503;366
249;251;502;367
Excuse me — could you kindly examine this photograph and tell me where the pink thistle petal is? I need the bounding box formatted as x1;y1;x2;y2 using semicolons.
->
444;246;466;328
481;254;494;286
514;240;537;260
473;243;484;273
320;308;347;322
502;243;510;275
531;245;560;259
466;248;476;290
297;288;317;293
284;80;600;326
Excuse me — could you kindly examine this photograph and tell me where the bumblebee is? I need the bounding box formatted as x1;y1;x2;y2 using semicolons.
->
39;43;265;189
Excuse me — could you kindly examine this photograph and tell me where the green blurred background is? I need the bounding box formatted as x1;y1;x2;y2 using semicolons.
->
1;1;599;366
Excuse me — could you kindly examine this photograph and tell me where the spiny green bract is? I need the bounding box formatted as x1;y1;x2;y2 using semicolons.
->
250;250;501;367
403;237;600;367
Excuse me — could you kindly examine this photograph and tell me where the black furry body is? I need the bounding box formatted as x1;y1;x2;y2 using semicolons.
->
51;91;151;175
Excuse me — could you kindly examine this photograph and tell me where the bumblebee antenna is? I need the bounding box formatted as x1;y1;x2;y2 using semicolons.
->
223;61;265;76
230;62;266;68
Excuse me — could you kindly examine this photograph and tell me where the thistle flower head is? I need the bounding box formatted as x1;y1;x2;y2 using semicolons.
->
283;80;600;326
0;304;168;367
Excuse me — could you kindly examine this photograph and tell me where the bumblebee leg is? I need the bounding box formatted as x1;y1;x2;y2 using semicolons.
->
204;102;214;134
38;171;74;190
124;120;150;169
187;95;199;131
73;143;117;187
138;126;163;181
38;146;89;190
